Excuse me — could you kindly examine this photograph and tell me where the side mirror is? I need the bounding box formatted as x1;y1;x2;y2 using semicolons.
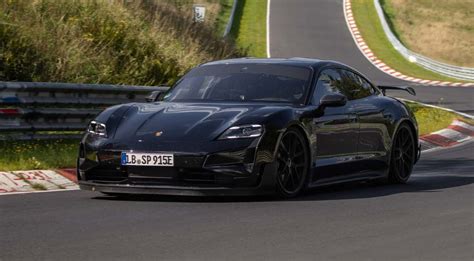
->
319;93;347;107
146;91;163;102
146;87;170;102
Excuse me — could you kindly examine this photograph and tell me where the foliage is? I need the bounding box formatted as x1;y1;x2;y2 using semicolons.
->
215;0;235;36
0;0;243;85
0;139;79;171
230;0;267;57
405;101;472;135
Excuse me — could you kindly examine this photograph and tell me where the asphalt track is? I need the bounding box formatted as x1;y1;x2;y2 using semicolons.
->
1;1;473;260
1;142;473;260
269;0;474;115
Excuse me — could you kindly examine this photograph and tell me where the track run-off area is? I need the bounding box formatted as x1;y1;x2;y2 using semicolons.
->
1;0;473;260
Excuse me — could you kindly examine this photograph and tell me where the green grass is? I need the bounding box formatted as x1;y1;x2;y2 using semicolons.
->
0;139;79;171
215;0;235;36
230;0;267;57
381;0;474;67
351;0;471;83
0;0;242;85
30;183;48;191
405;101;473;135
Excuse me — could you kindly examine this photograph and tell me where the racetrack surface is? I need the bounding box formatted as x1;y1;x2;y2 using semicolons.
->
1;142;473;260
269;0;474;115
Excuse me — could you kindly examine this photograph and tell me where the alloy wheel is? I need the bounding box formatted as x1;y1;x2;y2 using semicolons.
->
390;125;415;182
276;129;309;195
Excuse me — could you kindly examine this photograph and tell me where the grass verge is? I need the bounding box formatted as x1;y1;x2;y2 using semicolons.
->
382;0;474;67
1;104;472;171
351;0;472;83
230;0;267;57
405;101;474;136
215;0;235;36
0;0;242;85
0;139;79;171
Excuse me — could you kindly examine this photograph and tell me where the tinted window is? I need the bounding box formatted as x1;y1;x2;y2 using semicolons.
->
312;69;347;105
340;70;374;100
164;64;312;104
359;76;376;95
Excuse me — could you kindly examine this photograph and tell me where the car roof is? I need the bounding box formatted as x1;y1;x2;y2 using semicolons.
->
202;57;348;70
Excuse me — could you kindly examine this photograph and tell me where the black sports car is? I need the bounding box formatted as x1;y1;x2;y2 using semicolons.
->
78;58;420;198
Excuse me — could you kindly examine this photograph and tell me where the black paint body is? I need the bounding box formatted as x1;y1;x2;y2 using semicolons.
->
78;58;419;196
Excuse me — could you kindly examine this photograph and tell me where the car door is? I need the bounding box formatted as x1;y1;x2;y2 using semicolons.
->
308;68;360;182
340;69;389;174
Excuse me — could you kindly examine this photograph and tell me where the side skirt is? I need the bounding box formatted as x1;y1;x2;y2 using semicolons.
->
308;170;387;188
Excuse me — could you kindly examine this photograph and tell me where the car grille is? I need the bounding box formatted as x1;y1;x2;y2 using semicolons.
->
127;167;226;187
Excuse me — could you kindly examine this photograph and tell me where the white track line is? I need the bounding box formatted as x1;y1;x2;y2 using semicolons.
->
343;0;375;71
266;0;272;58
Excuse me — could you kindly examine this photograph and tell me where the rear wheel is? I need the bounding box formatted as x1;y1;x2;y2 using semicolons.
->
388;123;416;183
275;128;310;198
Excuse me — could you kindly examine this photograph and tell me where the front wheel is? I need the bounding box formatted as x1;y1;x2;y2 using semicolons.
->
388;123;416;184
275;128;310;198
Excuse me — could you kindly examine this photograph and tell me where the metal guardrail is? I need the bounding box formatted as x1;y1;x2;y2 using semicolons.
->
373;0;474;81
0;82;167;140
223;0;238;37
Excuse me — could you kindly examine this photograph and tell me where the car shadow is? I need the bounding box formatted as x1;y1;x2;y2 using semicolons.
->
295;157;474;202
92;194;275;203
92;158;474;203
294;175;474;202
92;175;473;203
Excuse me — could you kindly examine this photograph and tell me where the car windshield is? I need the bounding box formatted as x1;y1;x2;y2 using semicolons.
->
163;64;312;104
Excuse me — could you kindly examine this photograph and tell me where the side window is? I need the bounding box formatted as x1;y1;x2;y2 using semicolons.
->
359;76;376;95
339;70;373;100
312;69;346;105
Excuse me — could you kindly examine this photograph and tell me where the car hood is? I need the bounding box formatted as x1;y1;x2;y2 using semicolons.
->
108;102;288;143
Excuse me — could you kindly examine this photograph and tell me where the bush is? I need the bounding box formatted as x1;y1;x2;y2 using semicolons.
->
0;0;243;85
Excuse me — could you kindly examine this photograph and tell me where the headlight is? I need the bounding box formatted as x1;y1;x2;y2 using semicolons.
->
87;120;107;137
219;124;263;139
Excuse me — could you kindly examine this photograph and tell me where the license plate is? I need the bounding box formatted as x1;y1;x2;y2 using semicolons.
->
121;152;174;167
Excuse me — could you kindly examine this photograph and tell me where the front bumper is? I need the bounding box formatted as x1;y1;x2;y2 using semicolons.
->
78;130;281;196
79;162;277;196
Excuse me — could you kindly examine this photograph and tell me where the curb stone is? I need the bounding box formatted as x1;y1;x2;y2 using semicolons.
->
420;119;474;152
0;169;78;195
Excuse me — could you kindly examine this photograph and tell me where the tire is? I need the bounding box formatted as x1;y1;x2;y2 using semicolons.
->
388;123;416;184
275;128;310;198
